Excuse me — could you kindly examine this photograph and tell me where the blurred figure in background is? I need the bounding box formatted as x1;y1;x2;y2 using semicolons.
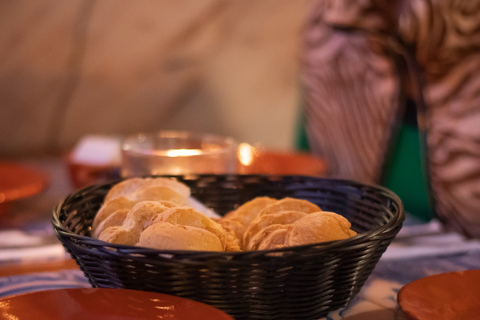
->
299;0;480;237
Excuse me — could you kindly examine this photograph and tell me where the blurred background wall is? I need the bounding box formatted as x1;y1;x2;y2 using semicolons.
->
0;0;314;157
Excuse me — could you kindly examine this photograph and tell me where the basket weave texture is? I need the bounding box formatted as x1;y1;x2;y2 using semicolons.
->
53;175;404;320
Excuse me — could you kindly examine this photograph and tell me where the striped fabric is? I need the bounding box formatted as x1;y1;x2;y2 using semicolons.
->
300;0;480;237
0;270;90;298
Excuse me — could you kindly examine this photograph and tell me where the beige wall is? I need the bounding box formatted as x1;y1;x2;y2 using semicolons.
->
0;0;314;157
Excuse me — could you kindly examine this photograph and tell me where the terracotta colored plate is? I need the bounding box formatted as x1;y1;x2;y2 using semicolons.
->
237;150;326;176
0;162;49;215
0;288;234;320
397;269;480;320
66;153;120;189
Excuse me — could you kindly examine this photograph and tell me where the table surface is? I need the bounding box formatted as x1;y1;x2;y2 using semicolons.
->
0;156;479;320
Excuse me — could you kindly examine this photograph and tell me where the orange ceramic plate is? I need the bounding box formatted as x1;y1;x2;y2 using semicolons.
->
237;150;326;176
397;269;480;320
0;288;234;320
0;162;49;215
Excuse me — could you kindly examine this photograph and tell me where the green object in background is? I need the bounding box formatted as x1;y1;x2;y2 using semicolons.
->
295;111;310;152
383;122;433;221
296;109;433;221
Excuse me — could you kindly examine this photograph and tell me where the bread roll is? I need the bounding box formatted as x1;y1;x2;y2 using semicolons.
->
137;223;223;251
246;211;356;250
223;197;277;228
243;211;307;250
92;208;129;238
257;197;321;217
215;218;243;251
97;201;175;245
131;186;188;206
93;178;357;252
98;226;138;246
104;177;190;202
287;212;357;246
149;206;226;250
122;201;175;235
93;197;136;231
93;177;189;232
247;224;289;251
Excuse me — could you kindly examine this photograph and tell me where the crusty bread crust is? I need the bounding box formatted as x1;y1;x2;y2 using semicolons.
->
93;178;357;252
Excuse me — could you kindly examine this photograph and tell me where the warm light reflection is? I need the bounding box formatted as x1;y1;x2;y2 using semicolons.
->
0;301;19;320
238;143;255;166
165;149;203;157
154;306;175;310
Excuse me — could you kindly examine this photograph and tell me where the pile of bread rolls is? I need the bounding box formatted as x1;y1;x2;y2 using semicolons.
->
92;177;357;252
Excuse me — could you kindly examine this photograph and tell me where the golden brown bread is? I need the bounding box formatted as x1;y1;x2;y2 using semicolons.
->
248;211;357;250
219;196;276;250
223;196;277;228
148;206;227;250
93;177;227;251
97;226;138;246
256;197;321;217
214;218;243;251
93;198;178;233
287;211;357;246
97;204;227;251
243;211;307;250
93;197;136;231
138;223;224;251
225;197;324;250
248;224;289;251
97;201;175;245
93;200;177;238
91;208;129;238
104;177;190;203
93;177;357;252
92;177;190;232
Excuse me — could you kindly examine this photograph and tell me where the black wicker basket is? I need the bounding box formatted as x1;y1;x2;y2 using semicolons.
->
53;175;404;320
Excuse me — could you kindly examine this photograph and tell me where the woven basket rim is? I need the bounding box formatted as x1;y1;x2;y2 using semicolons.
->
52;174;404;257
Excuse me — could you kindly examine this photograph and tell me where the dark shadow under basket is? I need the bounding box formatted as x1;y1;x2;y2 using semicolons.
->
52;174;404;320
